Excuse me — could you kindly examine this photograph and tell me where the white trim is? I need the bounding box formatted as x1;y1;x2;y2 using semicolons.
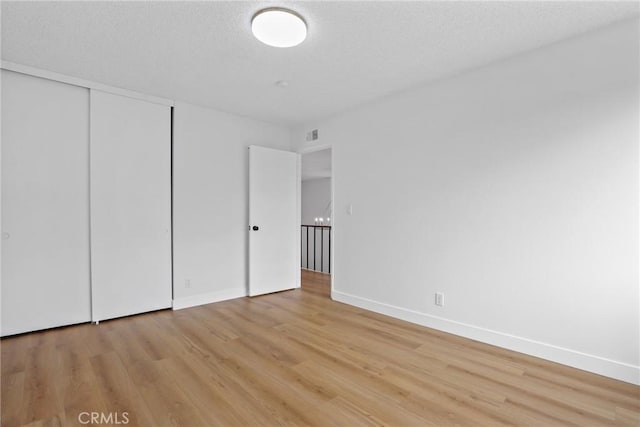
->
329;147;335;295
332;290;640;385
296;152;302;289
172;288;246;310
296;142;332;155
1;61;174;107
298;146;335;289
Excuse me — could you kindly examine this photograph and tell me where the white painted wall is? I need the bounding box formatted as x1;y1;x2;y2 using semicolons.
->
172;102;291;309
302;178;332;226
292;19;640;384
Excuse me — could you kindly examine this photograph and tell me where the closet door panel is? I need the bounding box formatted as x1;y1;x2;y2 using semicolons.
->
1;70;91;336
90;90;171;321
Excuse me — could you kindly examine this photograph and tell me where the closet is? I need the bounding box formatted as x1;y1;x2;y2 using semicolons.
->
1;70;172;335
1;70;92;336
90;90;172;321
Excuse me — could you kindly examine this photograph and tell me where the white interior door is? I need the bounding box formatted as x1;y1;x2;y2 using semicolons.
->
249;145;300;296
1;70;91;336
90;90;172;321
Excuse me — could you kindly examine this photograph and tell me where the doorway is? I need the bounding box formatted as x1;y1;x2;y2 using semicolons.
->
300;148;332;297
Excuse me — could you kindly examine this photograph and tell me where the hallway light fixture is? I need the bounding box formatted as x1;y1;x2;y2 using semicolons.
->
251;8;307;48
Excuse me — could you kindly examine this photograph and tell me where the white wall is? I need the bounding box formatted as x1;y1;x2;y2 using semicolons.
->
292;19;640;384
302;178;332;225
172;102;291;309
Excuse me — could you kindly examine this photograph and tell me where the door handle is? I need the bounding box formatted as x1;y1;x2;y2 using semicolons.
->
252;226;259;231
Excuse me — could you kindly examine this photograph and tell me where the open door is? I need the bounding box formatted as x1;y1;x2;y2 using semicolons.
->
249;145;300;296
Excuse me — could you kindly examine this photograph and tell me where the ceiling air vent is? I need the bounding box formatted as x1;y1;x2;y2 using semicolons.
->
306;129;319;142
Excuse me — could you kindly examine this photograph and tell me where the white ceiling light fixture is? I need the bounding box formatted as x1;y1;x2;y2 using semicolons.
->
251;8;307;48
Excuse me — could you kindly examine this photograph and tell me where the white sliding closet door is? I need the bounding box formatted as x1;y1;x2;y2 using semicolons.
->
1;70;91;336
90;90;172;321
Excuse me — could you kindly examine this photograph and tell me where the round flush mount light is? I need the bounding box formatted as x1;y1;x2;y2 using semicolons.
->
251;8;307;48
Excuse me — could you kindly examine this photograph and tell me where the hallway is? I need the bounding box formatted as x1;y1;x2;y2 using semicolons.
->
301;269;331;299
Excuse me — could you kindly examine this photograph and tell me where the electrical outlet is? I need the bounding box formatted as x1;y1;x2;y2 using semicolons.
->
185;279;191;288
435;292;444;307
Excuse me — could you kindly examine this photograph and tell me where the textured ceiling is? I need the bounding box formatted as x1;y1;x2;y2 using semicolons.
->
2;1;638;126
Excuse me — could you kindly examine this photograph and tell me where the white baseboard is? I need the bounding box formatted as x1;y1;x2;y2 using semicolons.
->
332;290;640;385
173;288;246;310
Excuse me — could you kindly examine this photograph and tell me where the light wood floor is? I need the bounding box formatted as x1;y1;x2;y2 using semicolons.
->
2;270;638;426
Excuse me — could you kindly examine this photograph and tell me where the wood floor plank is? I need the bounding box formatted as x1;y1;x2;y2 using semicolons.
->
88;351;155;427
55;335;109;427
1;269;638;426
157;355;251;426
227;336;337;405
126;357;209;427
20;344;62;425
293;359;433;426
1;334;29;376
318;396;387;427
1;371;25;427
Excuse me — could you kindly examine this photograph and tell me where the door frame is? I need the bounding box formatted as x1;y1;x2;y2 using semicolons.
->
298;143;334;297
